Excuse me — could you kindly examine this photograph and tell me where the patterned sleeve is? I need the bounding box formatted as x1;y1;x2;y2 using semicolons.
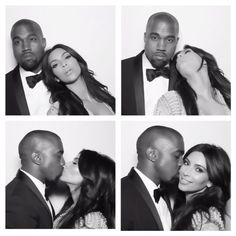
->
154;91;185;115
191;207;225;231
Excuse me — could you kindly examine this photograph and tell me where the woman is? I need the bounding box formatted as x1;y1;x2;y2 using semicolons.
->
42;44;115;115
53;149;115;228
172;144;230;230
154;45;231;115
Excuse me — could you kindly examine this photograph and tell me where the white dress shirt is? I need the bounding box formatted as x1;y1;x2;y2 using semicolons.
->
19;67;51;115
20;169;54;218
134;168;171;230
142;53;169;115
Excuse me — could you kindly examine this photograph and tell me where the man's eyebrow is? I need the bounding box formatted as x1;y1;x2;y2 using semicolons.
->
12;33;38;41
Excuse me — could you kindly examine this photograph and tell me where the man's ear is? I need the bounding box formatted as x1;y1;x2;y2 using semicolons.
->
42;38;46;49
144;32;147;43
31;152;41;165
146;147;159;162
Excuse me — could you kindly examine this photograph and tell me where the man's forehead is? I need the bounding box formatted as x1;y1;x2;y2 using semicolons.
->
11;23;41;38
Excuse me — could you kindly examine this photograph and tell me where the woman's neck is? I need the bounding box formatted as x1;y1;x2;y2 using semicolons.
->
66;77;92;101
67;184;81;203
186;70;214;99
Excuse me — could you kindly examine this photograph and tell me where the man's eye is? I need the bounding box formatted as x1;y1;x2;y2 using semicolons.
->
13;40;20;46
151;35;158;40
167;38;174;43
30;37;37;41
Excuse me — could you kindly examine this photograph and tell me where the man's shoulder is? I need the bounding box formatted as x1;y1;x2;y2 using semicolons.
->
6;66;19;80
122;51;144;65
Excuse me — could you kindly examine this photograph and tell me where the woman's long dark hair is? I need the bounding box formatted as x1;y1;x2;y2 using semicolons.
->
170;45;231;115
60;149;115;228
42;44;115;115
172;144;231;230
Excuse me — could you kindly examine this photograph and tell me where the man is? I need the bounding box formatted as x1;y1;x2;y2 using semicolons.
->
6;130;65;228
121;125;184;230
122;12;179;115
6;19;51;115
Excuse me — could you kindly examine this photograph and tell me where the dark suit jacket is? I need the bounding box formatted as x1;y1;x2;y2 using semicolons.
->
122;51;173;115
121;168;169;230
6;170;53;228
6;66;30;115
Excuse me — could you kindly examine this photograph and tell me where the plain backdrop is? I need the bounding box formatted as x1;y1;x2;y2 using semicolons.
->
121;120;230;177
6;121;115;185
122;6;231;79
5;6;115;95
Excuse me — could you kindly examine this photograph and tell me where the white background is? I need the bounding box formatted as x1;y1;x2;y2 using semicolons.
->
121;120;231;177
1;0;235;235
5;121;115;184
122;6;230;79
5;5;115;95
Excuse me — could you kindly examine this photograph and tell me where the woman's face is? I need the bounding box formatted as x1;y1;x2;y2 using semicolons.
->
48;48;81;84
176;48;203;78
178;151;212;193
60;157;83;185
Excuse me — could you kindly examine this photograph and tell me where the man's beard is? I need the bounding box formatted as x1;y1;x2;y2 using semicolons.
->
21;58;41;72
150;58;168;69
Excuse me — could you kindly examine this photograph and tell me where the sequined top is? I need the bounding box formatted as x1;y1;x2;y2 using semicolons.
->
53;203;108;229
191;206;225;231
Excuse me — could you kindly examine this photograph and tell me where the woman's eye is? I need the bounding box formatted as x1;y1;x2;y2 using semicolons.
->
52;64;58;69
195;168;203;173
183;160;189;165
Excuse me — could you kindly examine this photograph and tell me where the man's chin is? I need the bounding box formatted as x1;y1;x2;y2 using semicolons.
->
150;59;168;69
21;61;40;72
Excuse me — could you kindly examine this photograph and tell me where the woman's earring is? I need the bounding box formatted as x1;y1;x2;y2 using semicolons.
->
55;77;60;82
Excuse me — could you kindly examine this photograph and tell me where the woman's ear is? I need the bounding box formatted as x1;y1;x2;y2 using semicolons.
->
146;147;159;162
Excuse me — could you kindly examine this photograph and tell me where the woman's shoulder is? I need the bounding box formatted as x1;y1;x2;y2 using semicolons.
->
154;90;186;115
74;211;108;229
191;206;225;231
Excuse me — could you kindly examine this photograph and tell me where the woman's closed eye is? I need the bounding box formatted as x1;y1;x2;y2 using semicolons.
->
184;49;191;54
51;63;58;69
65;54;72;60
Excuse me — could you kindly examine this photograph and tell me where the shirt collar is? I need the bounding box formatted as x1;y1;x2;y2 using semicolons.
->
20;169;46;198
134;167;160;193
19;66;42;79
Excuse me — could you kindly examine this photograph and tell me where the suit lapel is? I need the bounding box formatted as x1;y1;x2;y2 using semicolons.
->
128;168;164;230
16;170;52;222
133;51;145;115
12;67;30;115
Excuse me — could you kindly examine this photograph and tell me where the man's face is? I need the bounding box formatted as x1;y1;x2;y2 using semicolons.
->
40;137;65;182
154;135;184;182
11;23;46;73
144;19;178;68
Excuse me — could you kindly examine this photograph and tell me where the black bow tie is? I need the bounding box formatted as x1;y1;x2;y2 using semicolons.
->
26;73;43;88
153;186;167;204
146;67;170;82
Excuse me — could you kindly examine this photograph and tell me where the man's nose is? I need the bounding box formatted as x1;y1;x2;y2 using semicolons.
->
156;39;166;50
22;40;30;51
61;157;65;166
